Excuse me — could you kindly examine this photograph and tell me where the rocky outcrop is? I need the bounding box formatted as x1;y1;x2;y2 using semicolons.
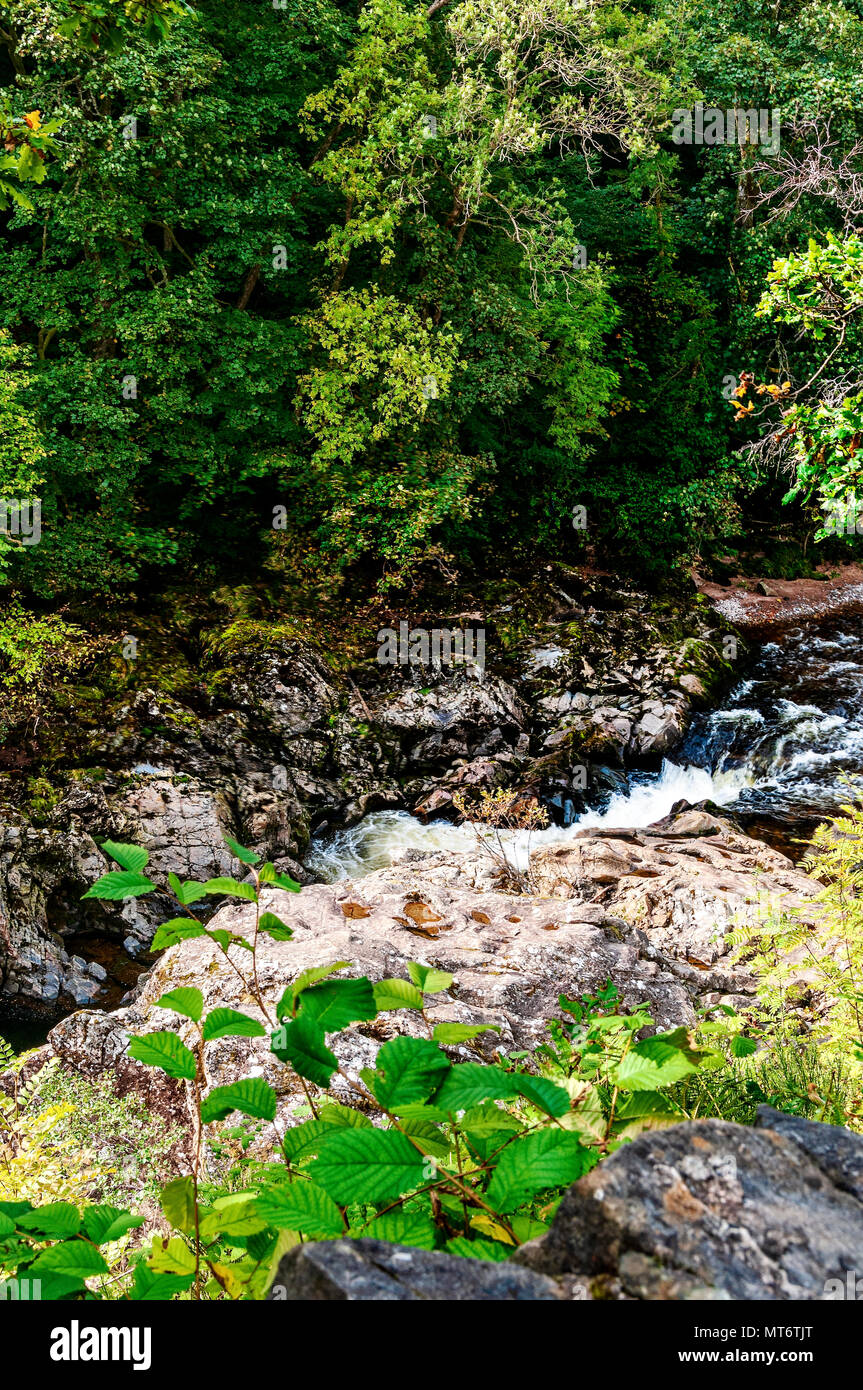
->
529;807;818;972
514;1106;863;1300
45;854;712;1133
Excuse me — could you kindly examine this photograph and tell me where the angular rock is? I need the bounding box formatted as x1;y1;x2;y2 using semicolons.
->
514;1114;863;1300
267;1238;561;1301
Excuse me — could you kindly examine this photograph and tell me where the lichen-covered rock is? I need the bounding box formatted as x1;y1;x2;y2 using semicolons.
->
267;1238;562;1301
514;1110;863;1300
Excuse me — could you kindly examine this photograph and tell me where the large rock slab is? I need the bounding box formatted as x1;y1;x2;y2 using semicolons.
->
47;855;701;1135
268;1238;561;1301
514;1110;863;1300
529;808;818;967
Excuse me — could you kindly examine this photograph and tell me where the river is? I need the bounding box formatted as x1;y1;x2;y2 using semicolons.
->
306;612;863;879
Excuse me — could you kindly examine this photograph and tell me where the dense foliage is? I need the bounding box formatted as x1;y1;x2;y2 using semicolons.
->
1;0;863;599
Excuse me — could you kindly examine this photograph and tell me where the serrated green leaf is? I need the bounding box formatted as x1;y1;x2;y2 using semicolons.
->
155;987;203;1023
100;840;149;874
730;1034;758;1058
130;1264;195;1300
316;1103;373;1128
17;1203;81;1239
82;1204;144;1245
373;978;424;1011
82;870;156;901
254;1181;344;1237
298;977;377;1033
151;919;207;951
128;1031;197;1080
271;1014;338;1087
258;863;301;891
359;1210;437;1249
371;1036;450;1109
512;1073;571;1118
202;877;258;901
202;1008;266;1042
486;1130;597;1213
258;912;293;941
615;1028;720;1091
201;1078;277;1124
168;874;209;906
277;962;351;1021
31;1241;109;1277
310;1129;426;1204
434;1063;517;1112
445;1236;510;1262
282;1119;339;1163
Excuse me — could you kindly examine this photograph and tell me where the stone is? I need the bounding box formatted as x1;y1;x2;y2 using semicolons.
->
267;1238;562;1301
514;1113;863;1300
47;852;698;1138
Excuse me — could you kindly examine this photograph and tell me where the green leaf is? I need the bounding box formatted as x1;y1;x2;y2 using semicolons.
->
160;1177;196;1234
82;870;156;901
310;1129;426;1204
128;1031;197;1080
258;912;293;942
359;1210;437;1249
17;1202;81;1239
130;1263;195;1300
224;836;260;865
82;1204;144;1245
254;1181;344;1237
316;1102;373;1128
486;1130;597;1214
512;1074;571;1118
299;977;377;1033
277;962;351;1021
730;1034;758;1058
155;987;203;1022
446;1236;510;1262
373;978;424;1011
432;1023;501;1045
202;877;258;901
271;1014;338;1088
151;919;207;951
31;1241;109;1278
148;1235;197;1275
258;863;301;891
202;1008;266;1042
282;1119;340;1164
615;1028;719;1091
434;1063;517;1112
100;840;149;873
201;1078;278;1124
167;874;209;906
371;1036;450;1109
406;962;453;994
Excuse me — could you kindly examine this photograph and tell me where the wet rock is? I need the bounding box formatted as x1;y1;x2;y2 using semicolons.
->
267;1238;562;1301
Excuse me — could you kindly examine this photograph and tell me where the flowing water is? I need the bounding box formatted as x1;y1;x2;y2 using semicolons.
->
306;611;863;880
